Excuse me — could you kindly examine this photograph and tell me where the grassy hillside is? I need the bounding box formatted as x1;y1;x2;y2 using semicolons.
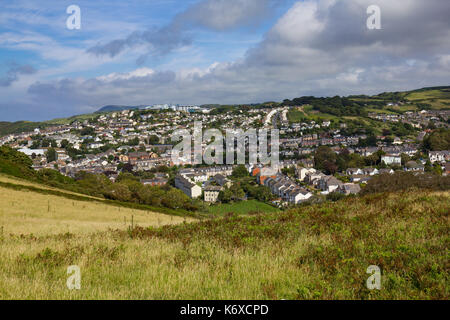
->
0;175;192;236
356;86;450;111
0;188;448;299
0;121;48;136
0;113;101;135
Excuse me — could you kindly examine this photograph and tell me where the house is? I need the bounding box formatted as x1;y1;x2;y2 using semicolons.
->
128;152;150;165
18;147;45;157
393;137;403;145
88;143;104;149
299;158;314;168
297;167;316;181
268;177;309;204
379;168;395;175
141;178;168;186
429;151;450;164
119;154;129;162
340;183;361;195
55;149;70;161
251;167;261;177
350;175;371;184
404;161;425;172
257;167;278;185
287;188;313;204
363;168;379;176
174;174;202;199
204;185;223;203
381;154;401;166
211;174;232;188
360;147;379;157
319;176;343;193
188;173;209;183
133;159;155;171
417;132;427;141
346;168;364;176
305;172;326;186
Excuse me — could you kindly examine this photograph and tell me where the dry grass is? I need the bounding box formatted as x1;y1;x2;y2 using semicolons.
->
0;185;191;236
0;182;448;299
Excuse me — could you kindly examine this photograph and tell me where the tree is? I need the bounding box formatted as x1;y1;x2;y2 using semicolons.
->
0;146;33;168
137;186;165;206
46;148;57;163
358;134;377;147
250;185;274;202
314;146;337;174
424;160;433;172
219;188;233;203
129;137;140;146
432;163;443;176
323;160;338;174
400;153;411;166
161;189;190;209
80;127;95;136
422;129;450;151
148;135;160;145
138;145;146;152
120;163;134;173
31;140;41;149
105;183;132;202
75;172;112;195
116;172;139;183
281;166;296;177
232;165;249;178
230;184;245;201
60;139;69;148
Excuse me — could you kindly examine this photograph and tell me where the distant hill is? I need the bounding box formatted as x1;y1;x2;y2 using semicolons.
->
96;105;141;113
1;86;448;137
0;121;50;136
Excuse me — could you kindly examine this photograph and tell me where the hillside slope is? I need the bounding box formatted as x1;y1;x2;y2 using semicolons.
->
0;175;191;235
0;189;448;299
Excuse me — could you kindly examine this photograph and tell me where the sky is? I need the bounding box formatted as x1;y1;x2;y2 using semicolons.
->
0;0;449;121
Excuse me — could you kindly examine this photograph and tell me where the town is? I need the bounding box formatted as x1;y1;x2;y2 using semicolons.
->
1;101;448;208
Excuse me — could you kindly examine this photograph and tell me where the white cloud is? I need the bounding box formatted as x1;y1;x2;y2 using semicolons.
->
96;68;155;82
2;0;450;121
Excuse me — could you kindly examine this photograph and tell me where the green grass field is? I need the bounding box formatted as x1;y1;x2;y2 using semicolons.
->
287;105;340;123
287;109;305;123
405;89;450;101
43;113;103;125
207;200;280;215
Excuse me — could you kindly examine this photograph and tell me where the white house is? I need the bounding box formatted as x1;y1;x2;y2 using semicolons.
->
346;168;364;176
288;188;313;204
429;151;449;164
175;174;202;199
18;148;45;157
363;168;379;176
297;167;317;181
381;154;401;166
204;186;222;203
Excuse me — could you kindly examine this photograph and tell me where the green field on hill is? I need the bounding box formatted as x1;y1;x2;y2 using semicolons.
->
207;199;280;216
